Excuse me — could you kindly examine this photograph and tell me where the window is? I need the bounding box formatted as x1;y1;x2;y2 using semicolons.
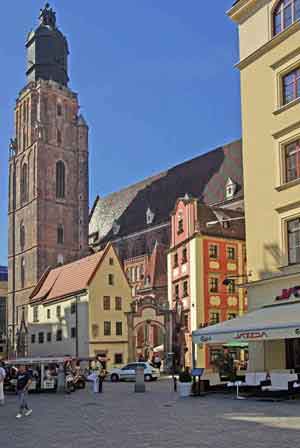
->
56;161;65;199
57;224;64;244
56;305;61;318
47;332;52;342
288;217;300;264
57;103;62;116
109;257;114;265
57;129;62;145
33;306;39;322
56;329;62;341
47;309;51;319
115;297;122;311
228;313;237;320
183;281;188;297
183;313;189;329
209;277;219;293
209;244;218;259
285;139;300;182
115;353;123;364
182;247;187;264
273;0;300;36
173;253;178;268
21;257;25;288
103;296;111;310
20;222;25;251
210;312;220;325
92;324;99;338
175;284;179;300
38;332;44;344
116;321;123;336
227;246;236;260
20;163;28;204
31;334;36;344
227;279;236;294
177;212;184;234
282;67;300;105
108;274;114;285
104;321;111;336
71;302;76;314
71;327;76;338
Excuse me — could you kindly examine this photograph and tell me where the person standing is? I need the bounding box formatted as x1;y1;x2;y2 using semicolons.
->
16;365;32;419
0;361;6;405
98;367;106;393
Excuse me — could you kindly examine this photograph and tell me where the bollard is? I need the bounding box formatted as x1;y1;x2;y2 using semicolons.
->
135;366;146;393
173;375;177;392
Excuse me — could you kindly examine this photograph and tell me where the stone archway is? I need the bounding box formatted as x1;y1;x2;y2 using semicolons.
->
127;296;172;363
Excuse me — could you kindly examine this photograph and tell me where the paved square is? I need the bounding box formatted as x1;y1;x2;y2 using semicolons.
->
1;379;300;448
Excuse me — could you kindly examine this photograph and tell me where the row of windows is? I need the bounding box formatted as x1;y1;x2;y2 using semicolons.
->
126;264;144;283
20;160;66;206
174;280;189;299
209;244;236;260
209;312;237;325
20;222;64;252
31;328;75;344
33;304;72;322
209;277;236;294
92;321;123;337
103;296;122;311
173;247;188;268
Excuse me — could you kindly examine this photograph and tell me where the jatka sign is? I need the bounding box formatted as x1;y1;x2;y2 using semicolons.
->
276;286;300;301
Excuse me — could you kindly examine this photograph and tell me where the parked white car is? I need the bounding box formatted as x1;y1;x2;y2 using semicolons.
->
109;362;160;382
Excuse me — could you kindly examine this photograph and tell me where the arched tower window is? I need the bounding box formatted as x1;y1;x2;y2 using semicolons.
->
56;161;65;199
20;163;28;204
57;224;64;244
20;222;25;251
21;257;25;288
273;0;300;36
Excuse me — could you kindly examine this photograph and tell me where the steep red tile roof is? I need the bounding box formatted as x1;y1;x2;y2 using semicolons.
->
30;248;108;304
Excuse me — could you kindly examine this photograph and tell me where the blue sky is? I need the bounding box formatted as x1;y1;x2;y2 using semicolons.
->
0;0;241;265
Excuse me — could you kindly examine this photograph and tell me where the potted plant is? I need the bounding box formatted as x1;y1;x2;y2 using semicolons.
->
178;368;192;397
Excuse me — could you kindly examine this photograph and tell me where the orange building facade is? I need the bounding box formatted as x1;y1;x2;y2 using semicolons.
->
168;195;247;370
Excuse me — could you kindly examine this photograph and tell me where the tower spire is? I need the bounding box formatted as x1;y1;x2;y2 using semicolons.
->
39;3;57;28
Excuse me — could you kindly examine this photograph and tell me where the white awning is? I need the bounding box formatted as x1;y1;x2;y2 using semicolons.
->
192;302;300;344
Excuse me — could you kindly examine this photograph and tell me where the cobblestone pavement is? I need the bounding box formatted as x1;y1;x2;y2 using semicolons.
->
1;379;300;448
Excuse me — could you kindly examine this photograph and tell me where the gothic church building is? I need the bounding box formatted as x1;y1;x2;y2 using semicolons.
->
8;5;89;351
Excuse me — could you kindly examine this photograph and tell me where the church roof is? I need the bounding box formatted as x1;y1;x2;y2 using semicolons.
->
30;246;109;304
89;139;243;243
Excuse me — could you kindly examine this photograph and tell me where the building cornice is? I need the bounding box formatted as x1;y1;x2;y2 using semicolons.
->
237;21;300;70
242;269;300;288
227;0;258;23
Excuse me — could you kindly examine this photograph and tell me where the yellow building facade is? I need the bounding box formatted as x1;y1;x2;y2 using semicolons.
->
229;0;300;371
29;244;132;369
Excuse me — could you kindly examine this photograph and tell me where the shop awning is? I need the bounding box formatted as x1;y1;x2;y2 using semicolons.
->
192;301;300;344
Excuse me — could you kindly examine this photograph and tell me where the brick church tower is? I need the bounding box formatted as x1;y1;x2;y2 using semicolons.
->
8;4;89;352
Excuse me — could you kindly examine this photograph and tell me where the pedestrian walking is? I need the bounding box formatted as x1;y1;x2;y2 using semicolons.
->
16;365;33;419
0;361;6;405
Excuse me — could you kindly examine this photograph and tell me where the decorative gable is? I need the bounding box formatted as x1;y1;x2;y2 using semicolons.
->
225;178;237;200
146;207;155;225
112;220;120;236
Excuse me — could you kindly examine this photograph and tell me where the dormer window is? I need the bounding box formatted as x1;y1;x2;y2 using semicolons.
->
225;178;236;201
112;220;120;236
273;0;300;36
177;211;184;234
146;207;154;225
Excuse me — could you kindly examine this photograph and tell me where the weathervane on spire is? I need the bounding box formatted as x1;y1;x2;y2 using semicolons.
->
39;3;56;28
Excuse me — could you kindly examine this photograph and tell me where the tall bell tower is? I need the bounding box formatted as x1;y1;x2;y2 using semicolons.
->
8;4;89;352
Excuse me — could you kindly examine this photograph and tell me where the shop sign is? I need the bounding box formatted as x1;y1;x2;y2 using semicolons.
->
276;286;300;301
234;331;268;340
198;335;212;343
